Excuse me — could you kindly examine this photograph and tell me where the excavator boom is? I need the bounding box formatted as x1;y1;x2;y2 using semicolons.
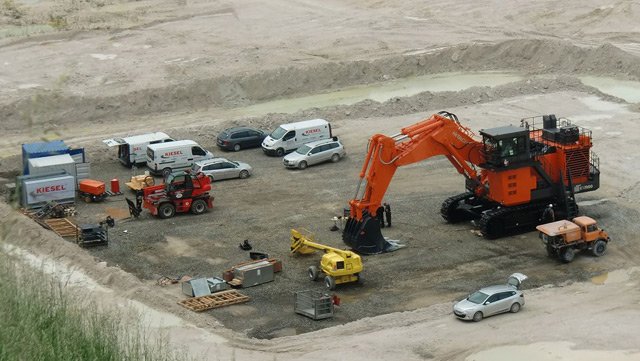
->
344;111;485;254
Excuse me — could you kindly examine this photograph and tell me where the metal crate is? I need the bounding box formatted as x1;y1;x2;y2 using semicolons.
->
294;290;334;320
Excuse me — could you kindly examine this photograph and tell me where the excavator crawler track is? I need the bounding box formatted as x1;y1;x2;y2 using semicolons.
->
478;201;576;239
440;192;475;223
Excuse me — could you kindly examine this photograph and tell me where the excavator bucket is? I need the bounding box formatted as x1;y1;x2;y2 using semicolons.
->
342;212;393;255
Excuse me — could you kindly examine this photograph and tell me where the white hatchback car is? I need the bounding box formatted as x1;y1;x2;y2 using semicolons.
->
453;273;528;322
192;158;252;182
283;137;346;170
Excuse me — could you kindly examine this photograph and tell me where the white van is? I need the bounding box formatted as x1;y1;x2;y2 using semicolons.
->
261;119;332;156
103;132;174;167
146;140;214;176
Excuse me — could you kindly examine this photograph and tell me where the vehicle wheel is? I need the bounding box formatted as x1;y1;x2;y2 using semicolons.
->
208;175;215;183
356;272;364;284
546;244;556;258
560;247;575;263
308;266;319;281
239;170;250;179
276;148;285;157
298;161;308;170
190;199;207;215
472;312;483;322
233;143;241;152
510;302;521;313
331;154;340;163
592;240;607;257
324;275;336;290
162;168;172;178
158;203;176;219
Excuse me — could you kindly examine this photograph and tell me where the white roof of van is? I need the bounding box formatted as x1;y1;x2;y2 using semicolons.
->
147;139;197;150
280;119;328;130
103;132;171;147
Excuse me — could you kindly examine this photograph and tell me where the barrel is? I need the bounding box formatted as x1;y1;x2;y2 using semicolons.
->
110;178;120;194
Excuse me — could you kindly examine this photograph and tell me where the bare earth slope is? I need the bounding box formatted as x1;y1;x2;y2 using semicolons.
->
1;0;640;360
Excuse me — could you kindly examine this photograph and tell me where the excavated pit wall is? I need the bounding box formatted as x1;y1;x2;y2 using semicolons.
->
2;39;639;131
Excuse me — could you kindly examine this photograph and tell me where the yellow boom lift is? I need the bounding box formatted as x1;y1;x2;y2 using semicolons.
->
290;229;363;290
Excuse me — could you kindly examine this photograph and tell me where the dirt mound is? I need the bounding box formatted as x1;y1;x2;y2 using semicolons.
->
1;39;638;132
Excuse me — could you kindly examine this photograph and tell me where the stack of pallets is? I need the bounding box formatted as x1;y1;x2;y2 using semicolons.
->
43;218;79;238
178;290;249;312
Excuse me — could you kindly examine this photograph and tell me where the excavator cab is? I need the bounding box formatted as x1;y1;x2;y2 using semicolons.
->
480;126;531;168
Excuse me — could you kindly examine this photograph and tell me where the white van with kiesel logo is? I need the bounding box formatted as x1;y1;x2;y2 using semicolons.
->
147;140;214;176
261;119;331;156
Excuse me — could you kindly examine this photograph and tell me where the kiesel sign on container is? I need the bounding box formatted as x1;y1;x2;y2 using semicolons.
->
23;175;76;205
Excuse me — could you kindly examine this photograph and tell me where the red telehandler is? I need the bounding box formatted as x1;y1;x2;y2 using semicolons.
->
342;111;600;254
126;171;214;219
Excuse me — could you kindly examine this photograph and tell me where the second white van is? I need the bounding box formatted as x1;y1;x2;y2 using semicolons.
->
147;140;214;176
261;119;332;156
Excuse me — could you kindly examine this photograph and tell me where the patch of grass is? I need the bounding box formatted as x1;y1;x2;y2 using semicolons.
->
0;252;186;361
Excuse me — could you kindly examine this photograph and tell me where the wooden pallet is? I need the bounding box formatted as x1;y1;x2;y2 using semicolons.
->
178;290;249;312
43;218;79;238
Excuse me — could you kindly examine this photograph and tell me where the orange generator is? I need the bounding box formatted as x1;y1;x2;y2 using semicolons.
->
78;179;107;202
343;112;600;254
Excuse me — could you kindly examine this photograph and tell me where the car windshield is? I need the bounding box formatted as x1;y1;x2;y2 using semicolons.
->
296;145;312;155
231;161;239;166
467;291;489;304
270;127;287;140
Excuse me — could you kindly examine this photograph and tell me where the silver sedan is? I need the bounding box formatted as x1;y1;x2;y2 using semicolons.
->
192;158;253;182
453;273;527;322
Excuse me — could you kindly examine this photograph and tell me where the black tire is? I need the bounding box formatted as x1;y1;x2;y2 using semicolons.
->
190;199;207;215
308;266;319;281
356;272;364;284
472;311;483;322
331;154;340;163
233;143;241;152
324;275;336;290
276;148;285;157
158;203;176;219
560;247;575;263
592;240;607;257
162;168;172;178
239;170;250;179
546;244;556;258
298;161;308;170
510;302;521;313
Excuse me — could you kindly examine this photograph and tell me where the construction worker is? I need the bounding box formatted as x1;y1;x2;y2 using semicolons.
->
542;204;555;223
376;206;385;228
384;203;392;227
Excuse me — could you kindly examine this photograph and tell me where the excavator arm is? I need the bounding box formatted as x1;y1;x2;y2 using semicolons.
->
343;111;486;254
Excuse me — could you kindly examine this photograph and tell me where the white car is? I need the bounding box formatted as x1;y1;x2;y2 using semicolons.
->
192;158;252;182
283;137;346;170
453;273;528;322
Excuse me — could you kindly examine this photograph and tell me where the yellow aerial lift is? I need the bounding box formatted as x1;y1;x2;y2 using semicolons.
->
290;229;363;290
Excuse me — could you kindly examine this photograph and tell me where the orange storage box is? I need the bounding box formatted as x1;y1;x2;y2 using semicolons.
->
79;179;106;196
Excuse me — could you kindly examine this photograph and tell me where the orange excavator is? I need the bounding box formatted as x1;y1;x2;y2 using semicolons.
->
342;111;600;254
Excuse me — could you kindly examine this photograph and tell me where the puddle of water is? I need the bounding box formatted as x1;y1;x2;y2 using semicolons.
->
236;71;522;117
579;76;640;103
467;341;640;361
591;273;608;285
